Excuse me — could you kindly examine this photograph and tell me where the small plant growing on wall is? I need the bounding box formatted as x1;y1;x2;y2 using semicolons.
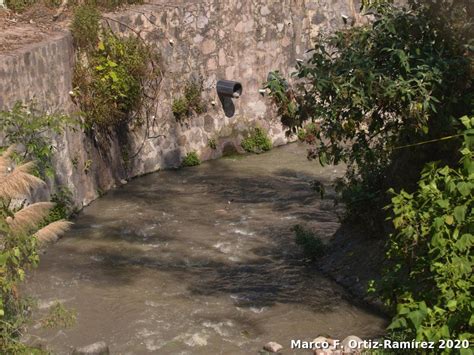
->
172;97;188;121
241;127;272;154
73;32;160;130
208;138;217;150
71;4;161;149
172;80;206;121
181;151;201;167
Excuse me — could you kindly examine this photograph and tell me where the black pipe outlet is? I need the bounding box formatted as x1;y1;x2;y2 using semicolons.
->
216;80;243;98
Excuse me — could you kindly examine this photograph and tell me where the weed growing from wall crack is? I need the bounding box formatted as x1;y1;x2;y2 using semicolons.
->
172;80;205;121
181;151;201;167
241;127;272;154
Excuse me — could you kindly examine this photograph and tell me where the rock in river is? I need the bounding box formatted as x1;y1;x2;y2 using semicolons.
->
263;341;283;353
72;341;109;355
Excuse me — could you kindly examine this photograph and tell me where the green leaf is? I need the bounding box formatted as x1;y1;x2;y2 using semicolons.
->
453;205;467;223
0;253;7;266
109;71;119;82
456;234;473;251
445;215;454;225
407;310;425;328
387;316;407;330
447;300;457;311
460;115;471;129
457;182;471;196
318;152;328;166
437;199;450;209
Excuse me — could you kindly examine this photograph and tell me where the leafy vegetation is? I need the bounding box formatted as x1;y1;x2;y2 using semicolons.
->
266;0;473;346
41;187;76;227
73;30;160;133
5;0;36;12
172;80;205;121
172;97;189;121
0;147;72;352
208;138;217;150
5;0;143;14
0;102;73;178
241;127;272;154
181;151;201;167
41;302;76;329
70;4;101;51
293;225;326;260
265;1;473;231
373;117;473;345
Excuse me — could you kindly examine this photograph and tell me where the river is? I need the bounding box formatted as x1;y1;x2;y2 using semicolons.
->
23;142;386;354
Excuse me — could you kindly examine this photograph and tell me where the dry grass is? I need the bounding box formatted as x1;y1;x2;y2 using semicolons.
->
0;145;16;172
8;202;54;233
34;219;73;244
0;155;44;199
0;145;73;244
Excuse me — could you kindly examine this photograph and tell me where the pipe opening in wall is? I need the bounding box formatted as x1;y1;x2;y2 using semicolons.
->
216;80;243;118
216;80;243;98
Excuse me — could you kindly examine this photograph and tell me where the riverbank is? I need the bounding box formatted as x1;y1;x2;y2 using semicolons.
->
318;224;387;314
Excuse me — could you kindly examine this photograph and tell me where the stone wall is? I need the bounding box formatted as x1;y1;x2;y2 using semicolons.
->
0;0;359;208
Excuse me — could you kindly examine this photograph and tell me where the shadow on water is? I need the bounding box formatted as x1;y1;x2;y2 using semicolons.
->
25;143;387;353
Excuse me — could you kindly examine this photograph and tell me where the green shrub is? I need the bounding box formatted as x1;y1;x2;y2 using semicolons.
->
373;117;474;344
293;225;326;260
41;302;76;329
208;138;217;150
84;0;143;10
172;97;189;120
172;80;205;121
181;151;200;167
41;187;75;227
73;30;160;132
5;0;36;12
71;4;101;51
184;80;205;115
0;102;72;178
5;0;141;13
297;122;318;143
241;127;272;153
265;1;473;229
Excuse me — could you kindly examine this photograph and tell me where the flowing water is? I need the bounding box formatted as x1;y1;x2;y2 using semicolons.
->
23;143;386;354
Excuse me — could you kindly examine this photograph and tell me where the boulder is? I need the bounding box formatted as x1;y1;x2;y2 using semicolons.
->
263;341;283;353
72;341;109;355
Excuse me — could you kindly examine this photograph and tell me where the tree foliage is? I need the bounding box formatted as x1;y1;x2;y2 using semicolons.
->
0;102;73;178
266;0;473;229
266;0;473;345
378;117;473;346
